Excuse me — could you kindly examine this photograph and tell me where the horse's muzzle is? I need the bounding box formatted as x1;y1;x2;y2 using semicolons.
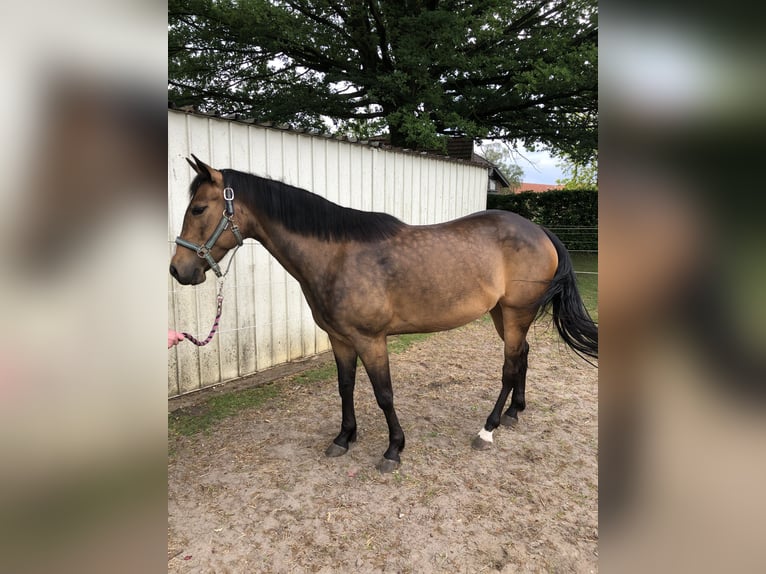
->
169;262;206;285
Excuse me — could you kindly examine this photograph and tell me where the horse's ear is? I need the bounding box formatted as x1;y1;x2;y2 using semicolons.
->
186;156;202;175
188;155;222;184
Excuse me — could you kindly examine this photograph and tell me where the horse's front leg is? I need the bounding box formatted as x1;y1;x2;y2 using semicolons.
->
357;337;405;473
325;337;359;457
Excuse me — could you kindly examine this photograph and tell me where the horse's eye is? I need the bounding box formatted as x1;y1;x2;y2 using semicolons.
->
191;205;207;216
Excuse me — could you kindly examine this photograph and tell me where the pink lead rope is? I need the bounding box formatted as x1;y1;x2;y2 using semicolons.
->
180;294;224;346
173;244;240;347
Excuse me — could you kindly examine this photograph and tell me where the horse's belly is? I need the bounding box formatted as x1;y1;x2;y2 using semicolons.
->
387;288;499;334
329;237;509;336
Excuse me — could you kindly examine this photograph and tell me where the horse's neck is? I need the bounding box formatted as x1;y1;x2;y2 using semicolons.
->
251;216;339;284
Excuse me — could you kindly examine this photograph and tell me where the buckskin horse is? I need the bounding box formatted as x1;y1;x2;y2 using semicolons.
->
170;156;598;472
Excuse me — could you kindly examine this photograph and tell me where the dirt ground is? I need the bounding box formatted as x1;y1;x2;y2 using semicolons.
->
168;318;598;573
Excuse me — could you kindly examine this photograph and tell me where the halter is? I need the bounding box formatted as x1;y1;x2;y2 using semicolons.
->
174;184;244;346
175;186;244;277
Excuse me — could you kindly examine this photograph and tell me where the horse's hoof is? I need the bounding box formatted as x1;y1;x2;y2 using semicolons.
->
325;442;349;458
500;414;518;428
471;435;493;450
376;457;400;473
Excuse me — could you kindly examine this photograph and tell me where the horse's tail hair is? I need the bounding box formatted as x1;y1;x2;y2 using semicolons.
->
536;227;598;360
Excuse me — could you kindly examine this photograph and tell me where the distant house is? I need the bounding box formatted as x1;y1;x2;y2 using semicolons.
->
445;138;511;193
516;182;564;193
473;155;512;193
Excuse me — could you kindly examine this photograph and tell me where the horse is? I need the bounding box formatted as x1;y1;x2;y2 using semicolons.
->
170;155;598;472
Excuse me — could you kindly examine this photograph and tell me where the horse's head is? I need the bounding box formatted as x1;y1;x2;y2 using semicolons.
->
169;155;243;285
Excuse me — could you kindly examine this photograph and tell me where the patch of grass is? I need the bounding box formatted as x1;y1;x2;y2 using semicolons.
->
292;361;337;385
478;313;493;324
169;332;434;440
387;332;432;354
570;251;598;273
570;252;598;321
169;383;280;437
289;332;434;386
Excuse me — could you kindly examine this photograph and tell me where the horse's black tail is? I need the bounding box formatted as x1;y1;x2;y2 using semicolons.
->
537;227;598;360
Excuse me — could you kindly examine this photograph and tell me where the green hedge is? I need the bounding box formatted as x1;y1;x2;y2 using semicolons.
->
487;189;598;251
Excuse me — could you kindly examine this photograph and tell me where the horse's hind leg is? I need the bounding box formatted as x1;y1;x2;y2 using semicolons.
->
472;307;531;450
325;337;359;458
500;341;529;427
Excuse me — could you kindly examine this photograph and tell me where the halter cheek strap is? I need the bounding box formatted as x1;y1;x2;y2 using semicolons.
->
175;186;244;277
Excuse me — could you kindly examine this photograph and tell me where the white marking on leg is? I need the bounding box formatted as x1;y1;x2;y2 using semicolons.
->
478;428;494;443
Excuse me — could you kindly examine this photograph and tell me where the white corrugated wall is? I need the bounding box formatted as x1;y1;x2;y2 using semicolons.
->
168;110;488;397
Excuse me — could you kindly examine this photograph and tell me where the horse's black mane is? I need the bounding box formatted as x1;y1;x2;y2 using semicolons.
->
213;169;406;243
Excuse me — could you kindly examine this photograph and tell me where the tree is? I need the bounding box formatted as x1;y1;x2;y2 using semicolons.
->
556;154;598;189
169;0;597;161
479;142;524;192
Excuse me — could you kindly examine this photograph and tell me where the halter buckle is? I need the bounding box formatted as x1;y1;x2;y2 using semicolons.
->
223;187;235;201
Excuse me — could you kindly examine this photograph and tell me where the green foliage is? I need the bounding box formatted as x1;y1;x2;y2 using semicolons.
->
334;117;388;141
387;107;446;151
169;0;597;160
556;155;598;189
488;189;597;226
488;189;597;250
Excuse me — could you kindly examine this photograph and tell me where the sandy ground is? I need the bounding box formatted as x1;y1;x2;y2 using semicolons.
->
168;318;598;573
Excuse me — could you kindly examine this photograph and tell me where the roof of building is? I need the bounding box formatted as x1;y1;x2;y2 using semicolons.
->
168;105;488;169
517;182;564;193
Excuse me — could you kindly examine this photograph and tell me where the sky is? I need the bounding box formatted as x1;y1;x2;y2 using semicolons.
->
477;140;566;185
512;146;565;185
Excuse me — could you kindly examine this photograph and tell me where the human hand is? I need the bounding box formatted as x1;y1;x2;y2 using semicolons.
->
168;329;185;348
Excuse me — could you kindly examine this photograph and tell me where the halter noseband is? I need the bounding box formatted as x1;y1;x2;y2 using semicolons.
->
175;186;244;277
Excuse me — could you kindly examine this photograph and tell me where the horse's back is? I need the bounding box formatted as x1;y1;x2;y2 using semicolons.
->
415;209;556;270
